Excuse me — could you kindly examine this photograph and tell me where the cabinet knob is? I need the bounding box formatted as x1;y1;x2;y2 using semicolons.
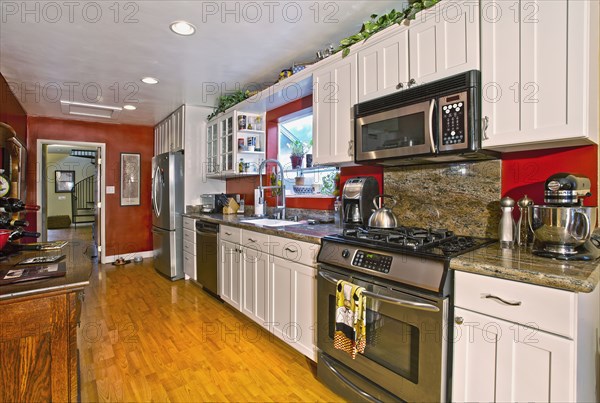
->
407;78;416;88
396;83;404;90
455;316;464;325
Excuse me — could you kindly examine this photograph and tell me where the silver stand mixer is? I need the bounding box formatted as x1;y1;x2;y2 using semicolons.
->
530;173;600;260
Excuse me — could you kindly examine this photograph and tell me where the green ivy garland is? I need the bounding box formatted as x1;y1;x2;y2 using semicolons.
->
207;90;251;120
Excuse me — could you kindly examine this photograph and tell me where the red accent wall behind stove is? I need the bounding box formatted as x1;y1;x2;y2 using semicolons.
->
26;116;154;256
501;145;598;208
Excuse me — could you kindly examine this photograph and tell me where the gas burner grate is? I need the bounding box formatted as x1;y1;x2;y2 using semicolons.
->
342;226;456;250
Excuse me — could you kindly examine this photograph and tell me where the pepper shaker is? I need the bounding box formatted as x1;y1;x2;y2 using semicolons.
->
499;196;516;249
516;195;534;248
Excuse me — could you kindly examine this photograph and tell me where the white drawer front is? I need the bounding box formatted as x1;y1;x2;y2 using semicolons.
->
270;236;319;267
183;217;196;230
183;239;196;255
183;251;196;280
454;271;576;338
242;230;269;253
183;228;196;243
220;225;241;244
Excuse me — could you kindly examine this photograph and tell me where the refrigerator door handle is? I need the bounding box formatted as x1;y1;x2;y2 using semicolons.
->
152;166;163;217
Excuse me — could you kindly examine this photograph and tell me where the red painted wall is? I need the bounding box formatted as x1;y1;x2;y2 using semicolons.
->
501;145;598;206
0;72;27;144
26;116;154;256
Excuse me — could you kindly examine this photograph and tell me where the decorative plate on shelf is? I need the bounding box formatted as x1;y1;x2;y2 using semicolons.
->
293;185;314;195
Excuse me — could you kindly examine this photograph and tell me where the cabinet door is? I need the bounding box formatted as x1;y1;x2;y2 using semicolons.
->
358;28;409;102
219;240;241;309
452;308;575;402
270;256;316;360
241;246;269;326
312;53;358;166
409;0;479;84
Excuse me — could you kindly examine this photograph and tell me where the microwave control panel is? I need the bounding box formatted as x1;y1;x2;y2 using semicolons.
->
439;91;468;151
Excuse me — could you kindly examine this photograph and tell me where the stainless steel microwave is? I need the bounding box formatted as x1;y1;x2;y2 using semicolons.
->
354;70;498;165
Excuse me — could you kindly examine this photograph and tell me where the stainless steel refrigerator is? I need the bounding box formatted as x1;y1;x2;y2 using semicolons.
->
151;151;184;280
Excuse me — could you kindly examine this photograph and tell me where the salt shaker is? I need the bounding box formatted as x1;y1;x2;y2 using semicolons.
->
516;194;534;248
499;196;516;249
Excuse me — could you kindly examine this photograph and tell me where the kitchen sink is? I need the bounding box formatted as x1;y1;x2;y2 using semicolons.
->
239;218;304;227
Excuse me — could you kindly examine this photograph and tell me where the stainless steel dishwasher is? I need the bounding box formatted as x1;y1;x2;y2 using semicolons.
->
195;220;220;298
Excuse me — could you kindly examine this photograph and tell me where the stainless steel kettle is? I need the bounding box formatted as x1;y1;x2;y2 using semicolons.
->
368;194;398;229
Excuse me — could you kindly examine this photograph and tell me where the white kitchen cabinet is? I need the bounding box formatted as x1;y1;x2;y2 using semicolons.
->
358;26;410;102
481;0;599;150
154;105;184;155
207;111;265;178
452;271;599;403
219;239;241;310
270;255;316;360
182;217;196;280
408;0;479;85
241;244;270;326
312;51;358;166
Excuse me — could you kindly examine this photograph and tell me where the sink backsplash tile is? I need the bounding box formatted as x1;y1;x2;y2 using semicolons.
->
384;160;502;238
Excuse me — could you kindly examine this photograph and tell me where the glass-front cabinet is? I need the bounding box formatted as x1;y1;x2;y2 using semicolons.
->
207;111;265;178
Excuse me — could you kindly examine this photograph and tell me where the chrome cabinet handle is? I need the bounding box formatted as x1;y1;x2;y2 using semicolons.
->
484;294;522;306
248;238;257;243
284;247;298;253
396;82;404;90
407;78;416;88
482;116;489;140
455;316;464;325
225;231;232;236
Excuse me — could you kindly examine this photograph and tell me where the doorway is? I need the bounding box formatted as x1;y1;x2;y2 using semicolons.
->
36;139;107;263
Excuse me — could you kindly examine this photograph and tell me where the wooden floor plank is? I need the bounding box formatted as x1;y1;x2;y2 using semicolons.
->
78;256;343;402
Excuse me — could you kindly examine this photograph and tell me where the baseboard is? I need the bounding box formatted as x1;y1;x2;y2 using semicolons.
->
104;250;154;263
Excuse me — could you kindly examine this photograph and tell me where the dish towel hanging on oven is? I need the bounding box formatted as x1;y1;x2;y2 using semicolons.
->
334;280;366;359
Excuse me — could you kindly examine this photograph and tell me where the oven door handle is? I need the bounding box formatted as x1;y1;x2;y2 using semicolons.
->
318;271;440;312
320;354;384;403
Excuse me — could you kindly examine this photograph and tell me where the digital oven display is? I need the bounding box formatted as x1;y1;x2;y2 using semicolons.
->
352;250;393;273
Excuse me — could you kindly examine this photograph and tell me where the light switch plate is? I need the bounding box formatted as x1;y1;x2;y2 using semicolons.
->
106;186;115;194
58;195;66;200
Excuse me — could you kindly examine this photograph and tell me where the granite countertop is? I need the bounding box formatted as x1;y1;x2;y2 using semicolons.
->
184;213;342;243
450;242;600;293
0;241;93;300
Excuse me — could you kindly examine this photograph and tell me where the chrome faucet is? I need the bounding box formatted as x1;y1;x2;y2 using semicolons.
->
258;159;286;220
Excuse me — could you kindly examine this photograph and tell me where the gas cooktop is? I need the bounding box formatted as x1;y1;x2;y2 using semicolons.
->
326;226;494;259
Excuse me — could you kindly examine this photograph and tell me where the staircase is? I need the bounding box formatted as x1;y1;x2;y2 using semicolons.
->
71;175;96;227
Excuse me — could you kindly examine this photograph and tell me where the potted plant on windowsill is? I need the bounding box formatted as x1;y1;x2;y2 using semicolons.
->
288;140;312;169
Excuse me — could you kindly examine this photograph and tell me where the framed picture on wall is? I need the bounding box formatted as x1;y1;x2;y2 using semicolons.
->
55;170;75;193
120;153;140;206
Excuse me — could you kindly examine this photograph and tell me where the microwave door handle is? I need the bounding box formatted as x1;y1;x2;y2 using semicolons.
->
319;270;440;312
428;99;436;153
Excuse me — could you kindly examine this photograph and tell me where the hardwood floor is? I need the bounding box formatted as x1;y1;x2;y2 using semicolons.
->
78;260;343;402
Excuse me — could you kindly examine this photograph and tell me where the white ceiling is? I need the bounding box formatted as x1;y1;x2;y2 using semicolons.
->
0;1;402;126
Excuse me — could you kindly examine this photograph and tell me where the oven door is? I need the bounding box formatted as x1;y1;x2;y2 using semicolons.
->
317;265;448;402
355;99;435;162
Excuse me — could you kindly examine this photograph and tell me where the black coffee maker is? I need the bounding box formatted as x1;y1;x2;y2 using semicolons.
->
341;177;379;228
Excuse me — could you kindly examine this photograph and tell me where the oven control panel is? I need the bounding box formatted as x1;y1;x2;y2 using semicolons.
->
352;250;392;273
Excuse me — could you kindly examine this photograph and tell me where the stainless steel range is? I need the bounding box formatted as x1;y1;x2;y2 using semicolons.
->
316;226;493;402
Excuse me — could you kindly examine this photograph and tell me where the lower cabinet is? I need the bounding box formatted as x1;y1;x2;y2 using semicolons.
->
452;307;574;402
218;228;317;361
270;256;316;360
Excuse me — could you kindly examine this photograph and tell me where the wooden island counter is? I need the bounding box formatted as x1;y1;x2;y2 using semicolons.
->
0;241;92;402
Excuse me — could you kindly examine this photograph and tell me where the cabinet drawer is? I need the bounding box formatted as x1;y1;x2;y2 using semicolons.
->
241;230;269;253
220;225;241;244
454;271;575;338
183;228;196;243
183;217;196;230
183;239;196;255
271;236;319;267
183;251;196;280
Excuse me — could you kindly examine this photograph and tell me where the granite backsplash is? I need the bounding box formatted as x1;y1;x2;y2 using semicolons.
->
384;160;502;238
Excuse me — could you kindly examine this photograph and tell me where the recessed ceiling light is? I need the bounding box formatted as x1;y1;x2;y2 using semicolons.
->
141;77;159;85
123;105;137;111
170;20;196;36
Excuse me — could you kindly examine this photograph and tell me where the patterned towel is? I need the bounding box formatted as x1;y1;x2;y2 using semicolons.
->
333;280;366;359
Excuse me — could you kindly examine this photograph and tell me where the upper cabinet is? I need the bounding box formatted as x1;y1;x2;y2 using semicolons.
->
481;0;599;151
207;111;265;178
154;106;184;155
312;51;358;166
357;0;479;103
